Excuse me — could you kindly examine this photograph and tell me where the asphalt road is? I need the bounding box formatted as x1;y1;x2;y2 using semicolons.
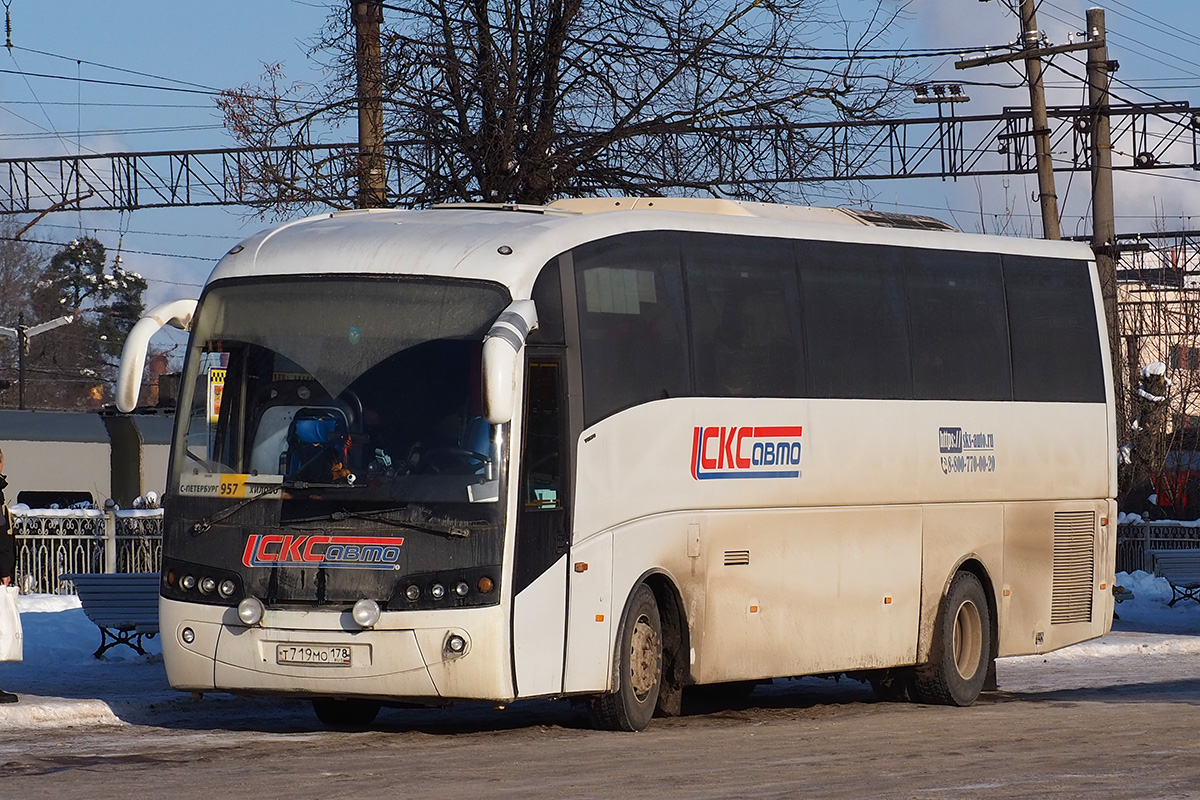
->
3;637;1199;800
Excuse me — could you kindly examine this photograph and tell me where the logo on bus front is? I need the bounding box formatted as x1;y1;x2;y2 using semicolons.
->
690;426;803;480
242;534;404;570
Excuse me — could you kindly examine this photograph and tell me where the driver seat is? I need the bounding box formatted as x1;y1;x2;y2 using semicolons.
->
283;407;351;481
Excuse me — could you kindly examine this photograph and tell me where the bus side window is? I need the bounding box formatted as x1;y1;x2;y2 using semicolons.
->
799;242;913;400
573;232;691;425
522;362;562;510
684;234;805;398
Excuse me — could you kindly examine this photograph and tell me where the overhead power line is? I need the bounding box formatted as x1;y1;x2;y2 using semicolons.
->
0;235;212;267
9;45;222;93
0;67;329;107
0;67;225;97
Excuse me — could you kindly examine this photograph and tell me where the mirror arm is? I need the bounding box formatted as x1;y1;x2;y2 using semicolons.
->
115;298;198;413
482;300;538;424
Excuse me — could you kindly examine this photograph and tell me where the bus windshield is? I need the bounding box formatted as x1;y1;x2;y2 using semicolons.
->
172;277;512;526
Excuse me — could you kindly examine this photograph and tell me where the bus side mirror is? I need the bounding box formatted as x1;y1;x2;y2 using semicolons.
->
482;300;538;425
115;298;198;413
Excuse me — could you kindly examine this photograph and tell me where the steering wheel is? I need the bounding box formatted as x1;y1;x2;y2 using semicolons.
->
410;446;490;475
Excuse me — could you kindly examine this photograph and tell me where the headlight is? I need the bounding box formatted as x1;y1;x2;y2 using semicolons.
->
352;598;381;629
237;597;264;626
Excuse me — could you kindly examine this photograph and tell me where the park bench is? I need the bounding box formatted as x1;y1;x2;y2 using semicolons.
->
1148;549;1200;607
62;572;161;658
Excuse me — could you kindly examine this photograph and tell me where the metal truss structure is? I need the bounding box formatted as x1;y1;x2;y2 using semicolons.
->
0;102;1195;215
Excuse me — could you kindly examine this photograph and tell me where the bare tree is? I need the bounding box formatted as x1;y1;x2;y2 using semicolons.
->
1118;246;1200;518
219;0;912;214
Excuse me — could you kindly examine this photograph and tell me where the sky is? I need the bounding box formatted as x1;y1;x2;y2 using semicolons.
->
1;0;1199;313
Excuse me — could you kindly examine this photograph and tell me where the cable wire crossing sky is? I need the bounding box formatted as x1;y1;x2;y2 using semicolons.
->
0;0;1197;304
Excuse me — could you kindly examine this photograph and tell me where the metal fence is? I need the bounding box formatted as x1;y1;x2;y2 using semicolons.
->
13;508;163;594
1116;523;1200;575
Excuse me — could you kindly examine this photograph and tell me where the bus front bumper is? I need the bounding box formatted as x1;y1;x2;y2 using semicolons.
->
159;597;513;702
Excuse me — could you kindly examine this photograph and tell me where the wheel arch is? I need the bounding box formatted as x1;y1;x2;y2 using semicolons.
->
609;568;689;717
919;556;1000;689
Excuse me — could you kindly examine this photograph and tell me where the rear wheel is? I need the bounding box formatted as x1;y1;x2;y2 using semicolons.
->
588;584;663;731
312;698;381;729
913;571;991;706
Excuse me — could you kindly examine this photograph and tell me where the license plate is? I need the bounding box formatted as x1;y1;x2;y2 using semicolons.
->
275;644;352;666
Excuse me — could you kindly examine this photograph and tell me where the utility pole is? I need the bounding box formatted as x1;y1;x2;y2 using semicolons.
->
0;314;75;410
1020;0;1060;240
956;2;1104;239
353;0;386;208
1086;8;1122;416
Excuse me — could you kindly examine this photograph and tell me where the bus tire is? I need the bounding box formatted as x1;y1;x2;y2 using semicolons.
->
588;584;663;732
913;571;991;706
312;698;381;729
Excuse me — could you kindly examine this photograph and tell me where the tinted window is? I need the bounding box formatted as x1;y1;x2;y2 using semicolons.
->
1004;256;1105;402
798;242;912;399
528;259;565;345
684;234;805;397
907;250;1011;400
574;232;691;425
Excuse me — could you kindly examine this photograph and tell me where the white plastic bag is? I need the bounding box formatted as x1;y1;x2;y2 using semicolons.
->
0;585;22;662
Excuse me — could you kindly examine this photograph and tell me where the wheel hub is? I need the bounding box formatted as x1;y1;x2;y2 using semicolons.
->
952;599;983;680
629;614;662;701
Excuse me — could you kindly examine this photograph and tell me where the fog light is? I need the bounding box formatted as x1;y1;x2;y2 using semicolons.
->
352;598;381;629
237;596;264;626
218;579;237;598
181;627;196;644
477;576;495;594
430;583;446;600
199;576;217;595
405;584;420;601
181;574;196;591
454;581;470;597
447;634;466;654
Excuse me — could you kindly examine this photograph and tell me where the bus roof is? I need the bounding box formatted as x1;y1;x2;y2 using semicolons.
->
208;199;1096;300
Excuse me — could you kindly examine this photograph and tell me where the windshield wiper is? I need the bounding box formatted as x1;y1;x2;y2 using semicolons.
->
191;478;356;534
289;505;492;538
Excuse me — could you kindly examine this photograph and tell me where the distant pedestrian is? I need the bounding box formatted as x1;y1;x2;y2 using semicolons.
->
0;447;19;703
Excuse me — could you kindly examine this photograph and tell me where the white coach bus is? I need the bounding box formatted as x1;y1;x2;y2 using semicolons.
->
118;198;1116;730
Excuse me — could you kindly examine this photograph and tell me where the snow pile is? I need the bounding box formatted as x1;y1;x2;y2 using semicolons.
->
1118;511;1200;527
0;594;166;730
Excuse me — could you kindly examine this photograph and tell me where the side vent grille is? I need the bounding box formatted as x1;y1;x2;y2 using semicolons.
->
723;550;751;566
1052;511;1095;624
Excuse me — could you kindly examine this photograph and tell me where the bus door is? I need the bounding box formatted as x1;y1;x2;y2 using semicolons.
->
511;356;571;697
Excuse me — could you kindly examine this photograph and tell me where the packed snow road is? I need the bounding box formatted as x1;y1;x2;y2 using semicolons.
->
1;575;1199;798
3;631;1200;798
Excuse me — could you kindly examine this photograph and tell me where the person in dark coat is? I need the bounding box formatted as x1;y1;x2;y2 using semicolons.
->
0;447;18;703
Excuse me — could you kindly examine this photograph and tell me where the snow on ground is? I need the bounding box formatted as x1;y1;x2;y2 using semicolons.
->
1;571;1198;731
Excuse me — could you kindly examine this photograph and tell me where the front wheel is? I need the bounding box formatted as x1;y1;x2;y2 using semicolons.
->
913;571;992;706
588;584;663;731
